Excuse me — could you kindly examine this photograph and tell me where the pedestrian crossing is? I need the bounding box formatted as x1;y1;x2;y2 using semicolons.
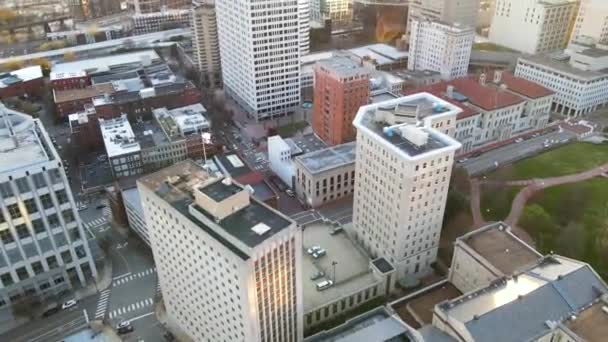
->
108;298;154;319
113;267;156;287
95;289;111;319
83;217;108;229
156;282;162;295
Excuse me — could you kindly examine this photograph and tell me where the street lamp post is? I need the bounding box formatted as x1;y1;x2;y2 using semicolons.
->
332;261;338;283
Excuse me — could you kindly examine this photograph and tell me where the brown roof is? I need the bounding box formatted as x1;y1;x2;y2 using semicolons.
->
488;71;554;99
404;82;480;120
567;300;608;342
234;171;265;185
54;83;115;104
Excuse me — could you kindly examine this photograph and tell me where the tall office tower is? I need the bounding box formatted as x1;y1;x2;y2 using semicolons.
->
570;0;608;44
311;0;353;30
0;105;98;308
191;0;221;88
129;0;192;14
139;161;303;342
312;55;370;146
408;19;475;80
406;0;480;39
299;0;311;56
489;0;578;54
351;93;461;279
216;0;305;121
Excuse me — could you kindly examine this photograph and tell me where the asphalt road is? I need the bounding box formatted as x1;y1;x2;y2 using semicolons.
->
461;129;577;176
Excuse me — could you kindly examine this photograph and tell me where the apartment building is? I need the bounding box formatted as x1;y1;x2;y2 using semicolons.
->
138;161;303;342
313;55;370;146
351;93;461;279
191;1;221;89
406;0;480;39
489;0;578;54
571;0;608;44
215;0;307;121
408;19;474;80
0;105;97;310
294;142;356;208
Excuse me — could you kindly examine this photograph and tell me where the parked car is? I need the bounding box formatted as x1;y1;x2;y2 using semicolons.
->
97;154;107;162
77;205;88;211
310;271;325;280
61;299;78;310
316;279;334;291
96;204;107;210
330;226;343;235
285;189;295;197
307;245;321;255
41;303;60;317
117;324;134;335
312;249;326;259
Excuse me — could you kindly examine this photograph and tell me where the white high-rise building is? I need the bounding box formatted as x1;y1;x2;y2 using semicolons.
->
139;161;303;342
191;0;222;89
406;0;480;39
0;105;98;309
216;0;307;121
489;0;578;54
351;93;461;279
311;0;352;29
408;19;475;80
570;0;608;44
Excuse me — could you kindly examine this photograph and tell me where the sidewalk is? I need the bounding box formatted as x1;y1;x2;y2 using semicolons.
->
155;300;193;342
75;257;113;300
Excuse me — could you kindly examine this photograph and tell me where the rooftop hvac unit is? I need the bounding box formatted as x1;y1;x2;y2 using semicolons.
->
399;125;428;147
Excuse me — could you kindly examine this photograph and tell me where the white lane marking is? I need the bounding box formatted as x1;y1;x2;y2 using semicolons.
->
113;272;132;280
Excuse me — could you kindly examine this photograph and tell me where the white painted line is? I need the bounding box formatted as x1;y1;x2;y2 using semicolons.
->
83;309;89;323
113;272;132;280
128;311;155;323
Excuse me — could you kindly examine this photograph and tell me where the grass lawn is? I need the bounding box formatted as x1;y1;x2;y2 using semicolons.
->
276;121;308;137
472;42;518;53
488;143;608;180
519;178;608;279
480;185;521;222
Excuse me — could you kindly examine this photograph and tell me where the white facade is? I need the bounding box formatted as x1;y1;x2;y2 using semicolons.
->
310;0;352;29
216;0;306;120
351;94;461;279
99;115;143;178
408;20;474;80
406;0;480;39
139;161;303;342
489;0;578;54
268;135;295;188
570;0;608;44
515;54;608;116
0;106;97;310
191;1;222;88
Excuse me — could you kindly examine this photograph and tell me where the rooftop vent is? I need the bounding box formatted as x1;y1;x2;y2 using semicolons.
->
398;125;429;147
222;177;232;186
493;70;502;84
479;73;486;86
251;223;271;236
602;306;608;315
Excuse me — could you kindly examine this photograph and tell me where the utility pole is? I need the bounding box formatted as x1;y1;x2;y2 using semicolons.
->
332;261;338;283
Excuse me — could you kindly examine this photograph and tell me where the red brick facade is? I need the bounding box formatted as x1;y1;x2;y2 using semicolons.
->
0;78;45;99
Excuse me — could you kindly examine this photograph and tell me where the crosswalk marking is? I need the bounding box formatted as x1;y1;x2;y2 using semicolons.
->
112;267;157;287
94;289;111;319
84;217;108;229
108;298;154;319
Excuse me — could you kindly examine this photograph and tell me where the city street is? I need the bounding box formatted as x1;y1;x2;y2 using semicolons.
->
461;129;577;175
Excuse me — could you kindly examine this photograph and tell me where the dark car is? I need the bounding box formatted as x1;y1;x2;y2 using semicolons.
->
41;304;60;317
117;325;134;335
96;204;107;210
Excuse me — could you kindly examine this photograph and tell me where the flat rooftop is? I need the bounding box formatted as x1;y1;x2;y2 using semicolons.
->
138;161;294;259
392;282;462;328
290;134;327;155
317;55;370;78
99;115;140;158
354;93;462;159
54;83;115;104
519;54;608;80
51;50;161;77
0;106;53;173
2;65;43;84
302;222;380;313
215;153;252;178
200;180;242;202
348;44;408;66
370;91;399;104
438;256;608;342
461;222;541;275
295;142;356;175
566;299;608;342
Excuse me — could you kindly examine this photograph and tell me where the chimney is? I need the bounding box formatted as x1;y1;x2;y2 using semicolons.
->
493;70;503;84
446;85;454;99
479;73;487;86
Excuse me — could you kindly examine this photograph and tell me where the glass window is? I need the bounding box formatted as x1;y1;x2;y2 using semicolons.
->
55;190;68;204
62;209;74;223
16;224;29;239
32;173;46;189
31;261;44;275
0;229;14;244
15;178;30;193
0;273;13;286
0;182;13;198
40;194;53;209
46;255;58;269
24;199;37;214
7;204;21;219
75;246;86;259
16;267;28;281
32;219;45;234
60;250;72;264
47;214;59;227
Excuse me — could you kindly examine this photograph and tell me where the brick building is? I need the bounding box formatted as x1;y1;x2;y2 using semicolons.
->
50;71;91;91
313;55;370;146
0;66;45;99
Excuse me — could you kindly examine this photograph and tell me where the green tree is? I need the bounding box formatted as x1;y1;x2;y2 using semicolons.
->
519;204;558;252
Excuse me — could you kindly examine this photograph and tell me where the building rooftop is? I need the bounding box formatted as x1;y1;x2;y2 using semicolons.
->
302;222;385;313
392;281;462;328
215;153;252;178
99;115;140;158
290;134;327;155
348;44;408;66
437;256;608;342
131;119;171;149
304;307;415;342
54;83;115;104
0;65;43;88
460;222;541;275
566;298;608;342
138;161;294;259
0;105;54;173
51;50;162;79
317;55;370;78
295;142;356;175
153;103;209;140
370;90;400;104
518;54;608;80
372;258;395;274
122;187;144;218
353;93;462;160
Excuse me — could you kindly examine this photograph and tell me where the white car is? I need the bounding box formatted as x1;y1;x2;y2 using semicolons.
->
307;245;321;255
61;299;78;310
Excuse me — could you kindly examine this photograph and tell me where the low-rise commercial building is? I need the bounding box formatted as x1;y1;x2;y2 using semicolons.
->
0;66;44;99
268;135;296;188
347;44;408;71
133;9;191;34
100;115;143;178
294;142;356;208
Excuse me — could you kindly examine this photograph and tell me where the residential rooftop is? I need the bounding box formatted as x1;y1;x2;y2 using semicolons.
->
50;50;162;79
295;142;356;175
131;119;171;149
460;222;541;275
304;306;417;342
353;93;462;159
138;161;294;259
215;153;252;178
99;115;141;158
302;222;385;314
0;105;54;173
437;255;608;342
